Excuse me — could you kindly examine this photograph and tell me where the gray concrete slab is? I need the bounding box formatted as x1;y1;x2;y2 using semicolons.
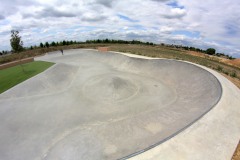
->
0;49;239;160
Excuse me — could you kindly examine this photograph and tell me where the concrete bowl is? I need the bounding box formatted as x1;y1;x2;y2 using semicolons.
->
0;49;239;160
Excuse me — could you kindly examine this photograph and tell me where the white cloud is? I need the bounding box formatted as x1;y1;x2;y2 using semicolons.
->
81;13;107;22
0;0;239;57
0;25;11;35
160;26;174;33
163;8;186;19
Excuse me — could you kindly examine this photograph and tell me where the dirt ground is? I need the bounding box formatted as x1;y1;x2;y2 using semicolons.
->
232;141;240;160
220;58;240;67
187;50;240;68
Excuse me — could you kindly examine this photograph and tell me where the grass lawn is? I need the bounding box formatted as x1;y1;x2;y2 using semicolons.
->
0;61;54;93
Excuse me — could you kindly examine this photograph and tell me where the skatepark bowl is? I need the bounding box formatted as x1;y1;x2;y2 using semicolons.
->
0;49;239;160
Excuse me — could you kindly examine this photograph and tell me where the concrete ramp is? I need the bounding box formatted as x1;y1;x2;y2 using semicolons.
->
0;49;239;160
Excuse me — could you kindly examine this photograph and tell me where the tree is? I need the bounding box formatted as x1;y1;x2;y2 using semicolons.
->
40;42;44;48
10;30;23;53
51;41;56;46
45;42;49;48
10;30;25;72
206;48;216;55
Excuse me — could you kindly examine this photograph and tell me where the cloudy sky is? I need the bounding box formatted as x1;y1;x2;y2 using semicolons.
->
0;0;240;57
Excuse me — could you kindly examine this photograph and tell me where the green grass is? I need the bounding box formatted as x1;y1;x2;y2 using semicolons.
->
0;61;54;93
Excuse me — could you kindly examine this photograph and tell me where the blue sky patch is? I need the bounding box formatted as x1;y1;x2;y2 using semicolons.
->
167;1;184;9
172;30;200;38
32;28;42;33
117;14;139;22
0;19;10;25
131;25;145;30
151;26;159;30
225;24;238;36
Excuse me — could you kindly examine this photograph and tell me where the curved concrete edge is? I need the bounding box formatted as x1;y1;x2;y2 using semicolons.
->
110;51;240;160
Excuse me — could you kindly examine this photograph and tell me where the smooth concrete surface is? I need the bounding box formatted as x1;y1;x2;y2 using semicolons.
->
0;49;239;160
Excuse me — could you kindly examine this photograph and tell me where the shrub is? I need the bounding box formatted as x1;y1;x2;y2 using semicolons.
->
223;71;229;75
230;71;237;78
217;66;223;71
206;48;216;55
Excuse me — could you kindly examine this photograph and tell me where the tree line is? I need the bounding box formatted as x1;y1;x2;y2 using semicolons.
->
1;30;235;60
161;43;235;60
38;40;79;48
86;39;154;45
35;39;154;49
